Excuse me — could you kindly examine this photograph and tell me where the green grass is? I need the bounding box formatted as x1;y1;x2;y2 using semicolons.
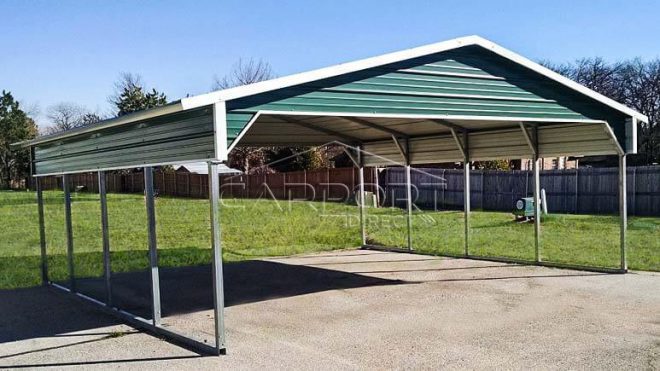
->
0;190;658;289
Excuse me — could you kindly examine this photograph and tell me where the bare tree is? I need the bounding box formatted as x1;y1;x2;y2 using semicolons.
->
542;58;622;99
214;58;275;173
45;102;84;134
44;102;101;135
544;58;660;165
213;58;274;90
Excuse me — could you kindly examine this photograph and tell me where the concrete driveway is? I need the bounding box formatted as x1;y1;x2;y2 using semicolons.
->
1;250;658;369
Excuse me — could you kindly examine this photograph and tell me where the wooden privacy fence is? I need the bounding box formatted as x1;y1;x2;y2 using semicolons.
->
383;166;660;216
39;168;378;202
38;166;659;216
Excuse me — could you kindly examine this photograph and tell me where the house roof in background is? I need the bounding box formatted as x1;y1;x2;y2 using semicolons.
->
173;163;241;175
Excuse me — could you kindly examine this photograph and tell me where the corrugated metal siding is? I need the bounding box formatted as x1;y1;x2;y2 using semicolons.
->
363;123;618;166
34;107;215;175
469;129;529;159
363;141;404;166
225;45;628;149
409;136;462;164
538;123;615;157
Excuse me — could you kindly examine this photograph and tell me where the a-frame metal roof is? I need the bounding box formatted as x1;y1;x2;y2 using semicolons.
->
15;36;644;175
182;35;647;123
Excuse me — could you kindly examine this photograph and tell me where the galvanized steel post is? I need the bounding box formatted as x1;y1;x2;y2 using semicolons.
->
463;131;470;256
405;165;413;251
619;154;627;271
63;174;75;291
98;171;112;306
208;162;227;354
36;177;48;285
400;137;412;250
533;156;541;262
357;147;367;245
144;167;161;325
463;160;470;256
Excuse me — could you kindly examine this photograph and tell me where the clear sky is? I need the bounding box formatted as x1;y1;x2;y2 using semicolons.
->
2;0;659;128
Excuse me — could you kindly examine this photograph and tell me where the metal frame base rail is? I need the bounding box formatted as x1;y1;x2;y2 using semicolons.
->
360;244;627;274
48;282;226;356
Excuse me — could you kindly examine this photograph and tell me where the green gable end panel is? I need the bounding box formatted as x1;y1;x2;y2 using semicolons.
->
224;45;628;149
34;106;215;175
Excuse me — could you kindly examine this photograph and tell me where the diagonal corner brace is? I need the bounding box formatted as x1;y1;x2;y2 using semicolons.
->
391;135;409;164
519;122;537;156
450;128;467;159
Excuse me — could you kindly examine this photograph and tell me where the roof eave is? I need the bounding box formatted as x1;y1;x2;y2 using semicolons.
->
13;101;185;148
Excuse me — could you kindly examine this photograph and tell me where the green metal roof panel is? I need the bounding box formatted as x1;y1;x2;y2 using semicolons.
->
225;45;627;149
34;107;215;175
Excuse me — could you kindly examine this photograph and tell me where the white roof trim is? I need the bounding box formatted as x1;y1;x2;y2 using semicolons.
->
250;110;607;124
180;35;647;123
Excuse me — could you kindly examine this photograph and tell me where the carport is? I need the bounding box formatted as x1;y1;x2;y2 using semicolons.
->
14;35;647;355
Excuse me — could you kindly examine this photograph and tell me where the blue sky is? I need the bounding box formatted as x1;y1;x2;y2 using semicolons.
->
2;0;658;127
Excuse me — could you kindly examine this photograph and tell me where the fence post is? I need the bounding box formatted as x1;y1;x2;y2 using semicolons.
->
186;172;191;197
441;169;445;210
575;169;579;214
480;171;485;209
631;167;636;216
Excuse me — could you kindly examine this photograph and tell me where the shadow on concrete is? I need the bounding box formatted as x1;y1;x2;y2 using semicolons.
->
77;260;405;319
0;259;403;344
0;286;120;345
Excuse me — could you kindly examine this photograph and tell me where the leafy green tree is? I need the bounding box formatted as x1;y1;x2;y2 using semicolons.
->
0;91;38;188
473;159;512;171
264;147;326;172
110;73;167;116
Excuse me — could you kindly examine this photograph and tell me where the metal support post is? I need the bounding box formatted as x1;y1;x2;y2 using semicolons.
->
463;159;470;256
619;154;627;271
144;167;161;325
463;131;470;256
405;163;413;251
63;174;75;291
208;162;227;354
533;155;541;262
36;177;48;284
98;171;112;306
357;147;367;246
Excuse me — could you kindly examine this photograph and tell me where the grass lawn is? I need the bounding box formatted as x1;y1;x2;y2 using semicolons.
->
0;190;658;289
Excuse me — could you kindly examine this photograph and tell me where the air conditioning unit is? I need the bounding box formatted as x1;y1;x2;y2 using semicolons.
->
513;197;535;221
